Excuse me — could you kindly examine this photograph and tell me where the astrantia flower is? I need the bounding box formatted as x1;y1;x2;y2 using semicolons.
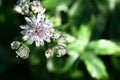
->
20;13;55;47
12;0;67;59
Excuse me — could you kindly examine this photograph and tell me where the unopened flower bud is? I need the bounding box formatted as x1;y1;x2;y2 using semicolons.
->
52;30;61;39
14;0;30;15
45;48;54;58
11;41;21;50
30;0;46;14
57;34;67;43
16;44;30;59
55;44;67;57
21;4;29;14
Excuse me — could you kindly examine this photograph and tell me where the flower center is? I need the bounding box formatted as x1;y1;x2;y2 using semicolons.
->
35;27;43;35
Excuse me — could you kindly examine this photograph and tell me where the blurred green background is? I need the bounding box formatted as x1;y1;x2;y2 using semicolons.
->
1;0;120;80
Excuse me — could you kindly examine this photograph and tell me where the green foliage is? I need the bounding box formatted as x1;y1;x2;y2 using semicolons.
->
86;40;120;55
43;0;72;9
81;53;108;79
1;0;120;80
63;51;79;72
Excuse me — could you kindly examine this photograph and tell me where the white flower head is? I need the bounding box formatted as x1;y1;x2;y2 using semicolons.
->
20;13;54;47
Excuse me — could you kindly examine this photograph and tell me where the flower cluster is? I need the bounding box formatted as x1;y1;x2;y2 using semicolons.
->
11;0;67;59
11;41;30;59
14;0;45;15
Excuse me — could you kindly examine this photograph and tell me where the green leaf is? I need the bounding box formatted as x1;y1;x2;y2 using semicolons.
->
42;0;72;9
47;57;67;73
47;50;79;73
86;39;120;55
67;40;81;51
81;53;108;79
109;0;116;10
77;16;95;51
47;58;56;72
47;57;63;73
68;0;82;17
63;50;79;72
70;69;84;79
